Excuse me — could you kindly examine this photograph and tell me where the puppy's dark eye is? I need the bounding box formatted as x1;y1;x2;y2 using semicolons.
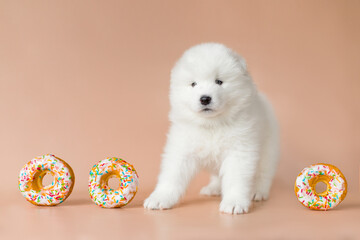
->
215;79;223;85
191;82;197;87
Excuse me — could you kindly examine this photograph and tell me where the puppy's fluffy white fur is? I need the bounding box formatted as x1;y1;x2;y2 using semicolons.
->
144;43;279;214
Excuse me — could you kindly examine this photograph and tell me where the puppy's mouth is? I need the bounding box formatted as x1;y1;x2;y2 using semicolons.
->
197;106;222;117
201;108;213;112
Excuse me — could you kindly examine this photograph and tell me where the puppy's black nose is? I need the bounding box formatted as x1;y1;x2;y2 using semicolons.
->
200;96;212;105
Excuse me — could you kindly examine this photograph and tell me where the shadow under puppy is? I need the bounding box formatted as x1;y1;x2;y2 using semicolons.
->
144;43;279;214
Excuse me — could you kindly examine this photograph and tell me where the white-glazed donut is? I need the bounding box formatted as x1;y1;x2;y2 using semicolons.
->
88;157;139;208
294;163;347;210
18;154;75;206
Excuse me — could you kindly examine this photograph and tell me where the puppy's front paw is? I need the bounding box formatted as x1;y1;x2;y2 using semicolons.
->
219;197;251;214
143;191;177;210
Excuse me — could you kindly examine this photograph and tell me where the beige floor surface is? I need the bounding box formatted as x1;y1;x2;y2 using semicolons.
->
2;186;360;240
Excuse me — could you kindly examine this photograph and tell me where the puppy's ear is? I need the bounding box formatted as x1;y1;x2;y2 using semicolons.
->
228;50;248;75
237;55;248;74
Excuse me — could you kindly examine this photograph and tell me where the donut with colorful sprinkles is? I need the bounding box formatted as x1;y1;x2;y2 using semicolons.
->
88;157;139;208
295;163;347;210
18;154;75;206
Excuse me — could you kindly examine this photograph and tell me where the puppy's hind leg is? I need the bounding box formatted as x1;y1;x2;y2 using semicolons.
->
253;125;279;201
200;174;221;196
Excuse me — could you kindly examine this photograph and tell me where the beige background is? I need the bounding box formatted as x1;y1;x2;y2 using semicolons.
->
1;0;359;239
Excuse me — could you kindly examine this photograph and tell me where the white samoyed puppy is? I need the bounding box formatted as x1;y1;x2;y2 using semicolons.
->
144;43;279;214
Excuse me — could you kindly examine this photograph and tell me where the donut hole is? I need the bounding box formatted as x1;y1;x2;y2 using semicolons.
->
41;172;55;188
32;171;55;191
107;176;120;190
315;181;328;195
